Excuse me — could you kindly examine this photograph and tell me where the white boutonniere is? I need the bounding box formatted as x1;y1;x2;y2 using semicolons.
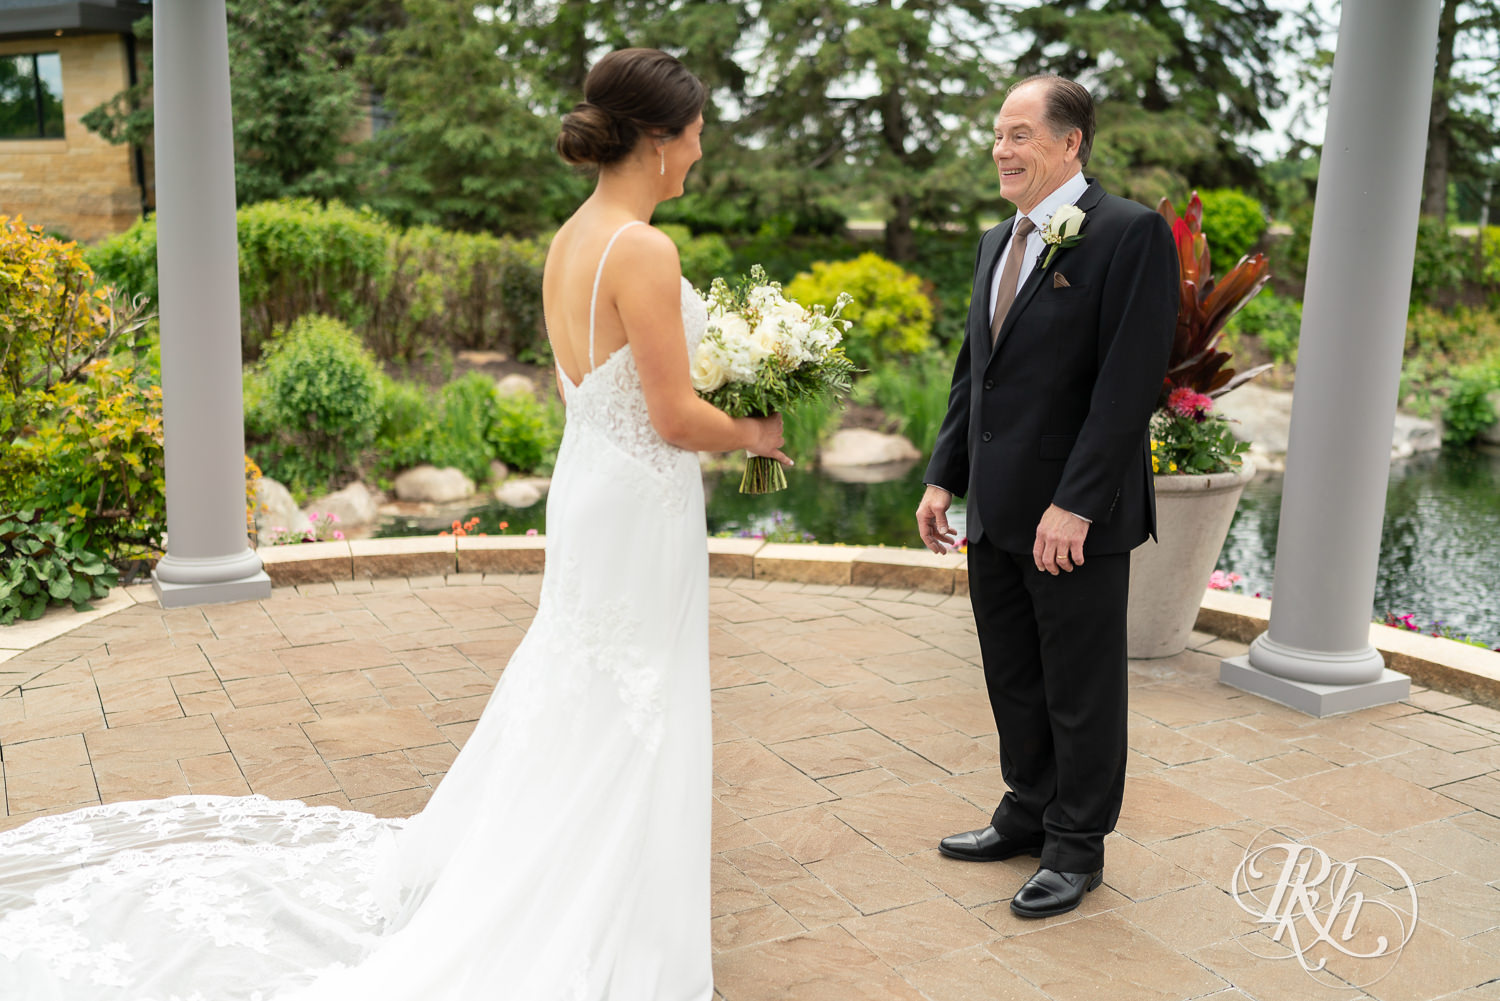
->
1040;204;1086;268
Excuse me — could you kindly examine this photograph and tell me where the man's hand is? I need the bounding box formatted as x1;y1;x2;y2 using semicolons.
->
916;485;959;554
1033;504;1088;574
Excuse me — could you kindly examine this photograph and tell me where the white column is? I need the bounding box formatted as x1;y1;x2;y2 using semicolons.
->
150;0;270;609
1221;0;1441;716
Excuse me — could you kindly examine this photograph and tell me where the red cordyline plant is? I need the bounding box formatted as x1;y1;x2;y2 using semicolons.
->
1156;192;1274;406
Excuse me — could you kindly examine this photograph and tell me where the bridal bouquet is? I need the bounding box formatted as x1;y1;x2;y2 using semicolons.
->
691;266;855;493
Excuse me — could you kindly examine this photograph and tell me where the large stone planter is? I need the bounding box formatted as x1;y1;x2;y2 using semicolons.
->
1126;460;1256;659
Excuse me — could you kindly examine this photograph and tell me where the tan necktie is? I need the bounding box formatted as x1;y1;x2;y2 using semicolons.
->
990;216;1036;343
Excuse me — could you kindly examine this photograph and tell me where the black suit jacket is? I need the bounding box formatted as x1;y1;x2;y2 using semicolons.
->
925;180;1178;555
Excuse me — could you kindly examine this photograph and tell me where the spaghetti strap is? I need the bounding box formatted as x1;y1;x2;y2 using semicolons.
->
588;220;646;372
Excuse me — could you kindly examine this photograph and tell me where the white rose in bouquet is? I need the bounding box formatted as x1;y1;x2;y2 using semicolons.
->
690;341;730;392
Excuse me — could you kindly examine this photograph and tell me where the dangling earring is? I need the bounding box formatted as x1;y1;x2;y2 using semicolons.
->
659;148;666;176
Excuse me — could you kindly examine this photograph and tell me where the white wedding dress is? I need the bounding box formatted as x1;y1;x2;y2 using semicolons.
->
0;220;714;1001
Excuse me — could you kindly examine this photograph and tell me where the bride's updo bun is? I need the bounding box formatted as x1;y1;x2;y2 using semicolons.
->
557;48;705;168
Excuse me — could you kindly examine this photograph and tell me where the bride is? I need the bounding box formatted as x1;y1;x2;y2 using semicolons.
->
0;47;787;1001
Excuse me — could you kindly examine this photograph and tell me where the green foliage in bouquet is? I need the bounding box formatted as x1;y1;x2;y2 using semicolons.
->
0;510;118;625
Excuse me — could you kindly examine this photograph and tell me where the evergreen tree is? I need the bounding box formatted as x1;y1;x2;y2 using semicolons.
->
1423;0;1500;219
82;2;364;206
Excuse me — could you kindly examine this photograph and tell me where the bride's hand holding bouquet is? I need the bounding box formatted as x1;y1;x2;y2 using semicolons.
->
691;266;855;493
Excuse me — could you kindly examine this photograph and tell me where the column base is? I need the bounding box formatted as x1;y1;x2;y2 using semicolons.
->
152;570;271;609
1220;654;1409;718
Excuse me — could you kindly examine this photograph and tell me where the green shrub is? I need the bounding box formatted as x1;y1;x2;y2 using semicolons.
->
726;232;863;286
0;510;118;624
1442;359;1500;446
1191;188;1267;269
236;199;393;354
782;392;844;462
387;225;549;364
908;228;978;347
489;391;562;475
1224;289;1303;367
375;373;561;483
1405;305;1498;365
86;200;550;365
2;216;152;428
13;360;166;570
1411;217;1472;306
255;315;382;495
373;375;428;457
1482;226;1500;299
425;373;505;484
785;253;934;370
658;224;735;291
856;353;955;455
83;214;160;307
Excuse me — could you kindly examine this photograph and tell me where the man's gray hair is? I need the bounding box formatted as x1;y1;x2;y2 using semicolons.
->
1007;75;1096;167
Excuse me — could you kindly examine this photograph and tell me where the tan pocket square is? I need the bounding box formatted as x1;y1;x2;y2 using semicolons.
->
1053;272;1071;288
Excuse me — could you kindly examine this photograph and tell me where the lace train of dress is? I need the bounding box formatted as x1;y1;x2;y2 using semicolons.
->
0;225;714;1001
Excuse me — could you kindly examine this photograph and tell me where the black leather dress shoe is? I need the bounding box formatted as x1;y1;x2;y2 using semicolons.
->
937;826;1044;862
1010;867;1104;918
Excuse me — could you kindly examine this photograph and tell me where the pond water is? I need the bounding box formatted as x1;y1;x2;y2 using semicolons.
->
380;449;1500;647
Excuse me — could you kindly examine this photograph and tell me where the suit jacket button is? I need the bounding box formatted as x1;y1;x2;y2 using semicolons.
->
983;379;994;390
981;431;992;442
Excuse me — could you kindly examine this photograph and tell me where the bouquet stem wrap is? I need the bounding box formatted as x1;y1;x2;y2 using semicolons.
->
740;453;787;494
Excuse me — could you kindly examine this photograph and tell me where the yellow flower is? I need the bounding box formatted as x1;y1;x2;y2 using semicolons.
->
1152;457;1160;473
1169;461;1178;473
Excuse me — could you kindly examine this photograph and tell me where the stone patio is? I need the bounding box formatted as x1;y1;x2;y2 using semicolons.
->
1;573;1498;1000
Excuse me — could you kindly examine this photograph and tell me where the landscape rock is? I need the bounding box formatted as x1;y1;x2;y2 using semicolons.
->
1391;410;1442;459
819;428;921;467
493;477;549;509
304;480;381;531
393;465;477;504
306;481;380;529
1215;384;1291;455
1217;382;1440;468
495;373;538;399
489;459;510;482
253;477;310;537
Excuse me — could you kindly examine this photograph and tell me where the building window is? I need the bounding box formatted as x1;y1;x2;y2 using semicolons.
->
0;52;65;140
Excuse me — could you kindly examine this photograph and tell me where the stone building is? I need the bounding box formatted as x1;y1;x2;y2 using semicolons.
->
0;0;151;242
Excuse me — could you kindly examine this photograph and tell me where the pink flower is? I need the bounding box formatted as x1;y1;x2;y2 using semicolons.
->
1207;570;1242;591
1167;387;1214;421
525;528;538;536
333;530;345;540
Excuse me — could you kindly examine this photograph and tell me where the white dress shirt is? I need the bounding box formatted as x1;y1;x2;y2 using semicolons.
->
988;171;1089;327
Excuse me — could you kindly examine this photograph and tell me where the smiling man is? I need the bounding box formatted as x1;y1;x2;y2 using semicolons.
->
915;75;1178;918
